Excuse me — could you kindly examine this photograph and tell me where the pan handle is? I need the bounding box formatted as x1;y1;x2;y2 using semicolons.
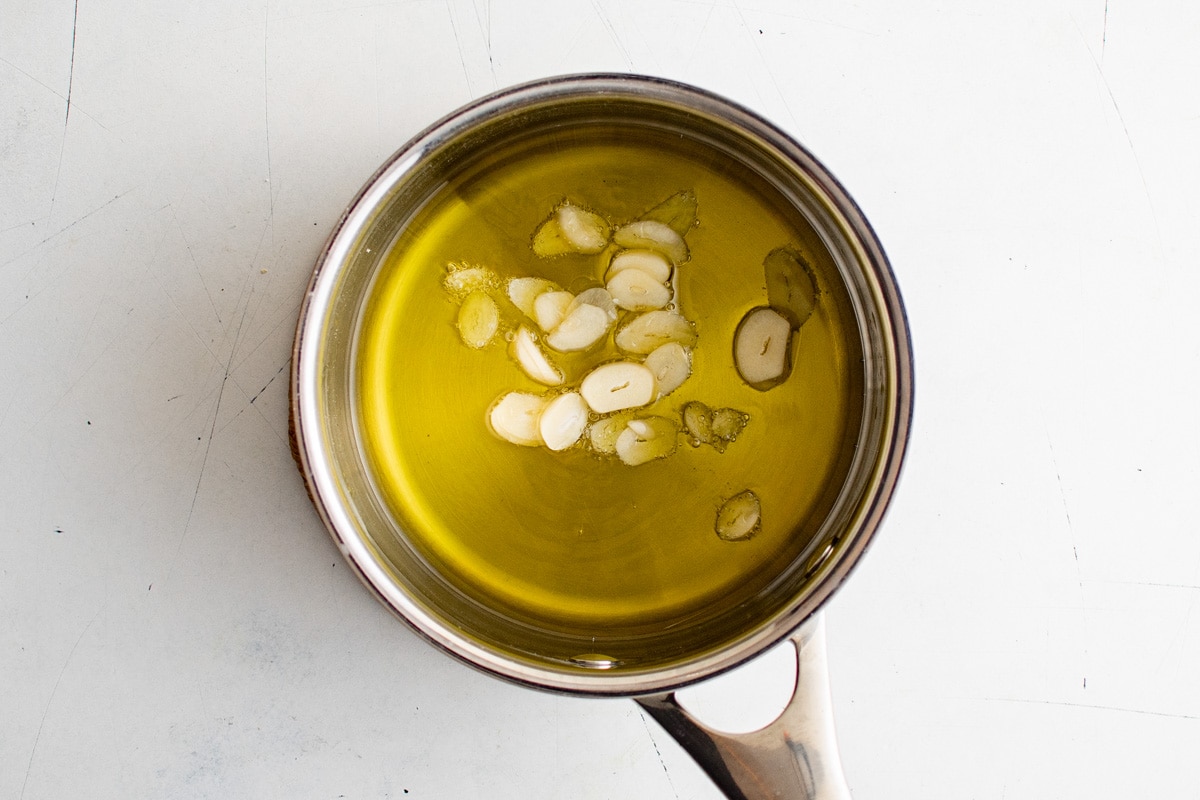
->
635;614;851;800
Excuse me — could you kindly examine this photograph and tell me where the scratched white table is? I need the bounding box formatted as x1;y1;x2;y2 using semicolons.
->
4;1;1198;797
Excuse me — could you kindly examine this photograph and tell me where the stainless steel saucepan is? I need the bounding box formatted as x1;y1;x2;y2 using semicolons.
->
291;73;912;799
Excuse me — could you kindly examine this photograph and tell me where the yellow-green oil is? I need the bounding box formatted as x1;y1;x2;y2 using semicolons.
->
355;126;864;634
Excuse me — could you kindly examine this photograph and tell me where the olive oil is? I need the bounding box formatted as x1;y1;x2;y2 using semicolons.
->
354;125;864;637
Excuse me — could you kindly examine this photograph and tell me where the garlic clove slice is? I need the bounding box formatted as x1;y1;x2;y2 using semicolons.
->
531;216;572;257
569;286;618;323
510;326;563;386
682;401;713;445
442;265;499;299
711;407;749;442
715;490;761;541
556;203;610;253
606;267;672;311
587;414;632;455
546;303;611;352
614;310;698;355
615;416;679;466
507;277;561;317
613;220;689;265
456;290;500;349
733;306;793;390
539;392;589;451
579;361;656;413
763;246;818;328
639;189;698;237
488;392;547;446
606;249;672;283
643;342;691;398
533;290;574;333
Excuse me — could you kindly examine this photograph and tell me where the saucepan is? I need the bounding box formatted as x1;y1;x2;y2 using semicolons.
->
290;73;912;799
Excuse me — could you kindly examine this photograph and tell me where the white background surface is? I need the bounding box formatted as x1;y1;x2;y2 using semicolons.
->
3;1;1199;797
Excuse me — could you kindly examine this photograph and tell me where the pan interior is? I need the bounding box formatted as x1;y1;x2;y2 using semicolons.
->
307;87;892;686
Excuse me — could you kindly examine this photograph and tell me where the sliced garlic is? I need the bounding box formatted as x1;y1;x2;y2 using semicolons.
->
643;342;691;398
682;401;713;446
715;490;761;541
606;267;672;311
763;246;818;328
615;310;698;355
443;265;498;299
579;361;656;413
531;216;572;257
556;203;610;253
539;392;589;451
510;326;563;386
733;306;793;390
615;416;678;466
711;407;749;442
681;403;749;451
709;408;749;453
606;249;672;283
546;303;611;352
639;189;698;237
569;287;618;323
532;203;610;256
488;392;547;447
456;290;499;349
533;290;574;333
507;277;561;317
588;414;632;455
613;220;689;266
